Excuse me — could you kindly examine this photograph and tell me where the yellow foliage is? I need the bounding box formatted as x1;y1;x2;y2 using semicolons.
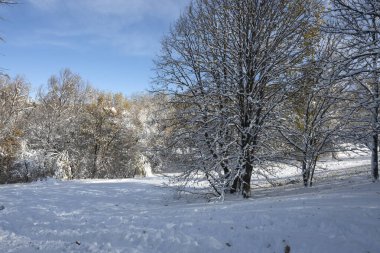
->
0;136;20;156
12;128;24;138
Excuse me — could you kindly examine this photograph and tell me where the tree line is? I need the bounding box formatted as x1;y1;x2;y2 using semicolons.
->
0;70;162;183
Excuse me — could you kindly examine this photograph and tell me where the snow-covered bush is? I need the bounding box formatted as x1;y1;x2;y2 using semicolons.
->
52;151;72;180
9;144;49;183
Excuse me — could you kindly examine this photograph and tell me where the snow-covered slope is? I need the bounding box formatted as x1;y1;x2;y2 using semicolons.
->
0;174;379;253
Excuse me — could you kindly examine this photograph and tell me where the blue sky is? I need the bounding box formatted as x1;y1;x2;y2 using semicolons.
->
0;0;190;96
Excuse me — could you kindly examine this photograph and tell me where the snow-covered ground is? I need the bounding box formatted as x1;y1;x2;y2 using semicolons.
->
253;152;372;187
1;156;380;253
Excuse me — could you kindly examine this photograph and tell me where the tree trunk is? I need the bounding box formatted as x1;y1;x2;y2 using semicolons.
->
302;159;308;187
371;17;379;181
229;161;252;198
92;143;99;178
230;159;241;194
308;160;317;187
371;125;379;180
242;162;252;198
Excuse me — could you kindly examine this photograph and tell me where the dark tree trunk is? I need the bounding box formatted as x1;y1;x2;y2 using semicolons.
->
242;162;252;198
371;20;379;181
302;160;308;187
24;161;29;183
230;167;240;194
92;143;99;178
371;129;379;180
308;161;317;187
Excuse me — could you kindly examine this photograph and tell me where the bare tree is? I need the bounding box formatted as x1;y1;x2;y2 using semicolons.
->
27;69;88;179
154;0;322;197
278;35;354;187
79;92;140;178
325;0;380;180
0;76;30;183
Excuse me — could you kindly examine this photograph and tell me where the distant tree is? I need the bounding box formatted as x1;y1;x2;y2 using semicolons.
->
19;69;148;181
125;94;166;175
27;69;88;179
80;92;142;178
0;76;30;183
325;0;380;181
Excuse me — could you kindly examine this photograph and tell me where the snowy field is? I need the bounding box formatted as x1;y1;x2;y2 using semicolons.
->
1;157;380;253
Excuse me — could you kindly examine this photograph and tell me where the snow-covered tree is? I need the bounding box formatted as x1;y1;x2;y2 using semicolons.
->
325;0;380;180
278;35;353;186
0;76;30;183
79;92;143;178
154;0;322;197
26;69;88;179
16;69;148;181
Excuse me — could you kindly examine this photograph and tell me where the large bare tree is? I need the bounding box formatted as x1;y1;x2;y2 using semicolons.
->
154;0;322;197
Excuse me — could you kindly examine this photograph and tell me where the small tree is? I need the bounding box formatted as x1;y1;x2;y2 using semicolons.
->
279;36;353;186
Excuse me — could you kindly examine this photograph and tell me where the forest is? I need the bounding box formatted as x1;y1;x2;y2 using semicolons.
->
1;0;379;199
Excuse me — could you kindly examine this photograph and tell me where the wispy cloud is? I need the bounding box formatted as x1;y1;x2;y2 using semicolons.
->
25;0;190;55
74;0;188;20
28;0;188;19
27;0;60;10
